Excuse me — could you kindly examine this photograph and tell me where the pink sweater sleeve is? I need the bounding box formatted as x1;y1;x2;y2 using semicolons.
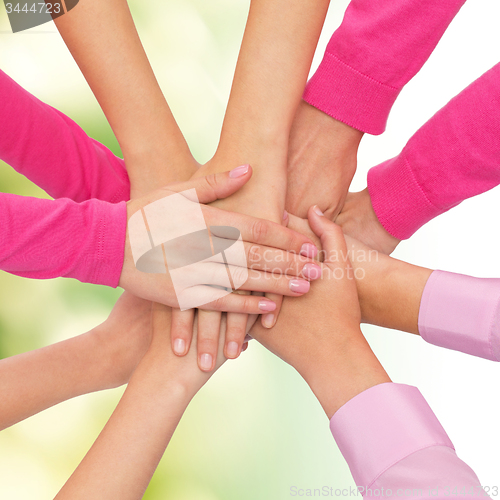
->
0;193;126;287
330;383;487;497
303;0;466;134
0;69;130;203
367;63;500;239
418;271;500;361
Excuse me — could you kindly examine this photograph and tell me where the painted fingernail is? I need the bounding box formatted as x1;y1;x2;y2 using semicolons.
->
313;205;324;216
259;300;277;312
262;313;275;328
227;341;239;358
302;263;321;280
173;338;186;355
200;353;213;371
283;210;288;220
229;164;250;178
290;279;310;294
242;342;249;352
300;243;318;258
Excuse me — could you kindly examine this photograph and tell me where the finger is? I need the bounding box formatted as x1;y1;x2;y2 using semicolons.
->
197;310;222;372
242;241;321;278
206;208;318;257
200;290;277;314
224;290;251;359
261;293;283;329
286;212;321;250
307;205;349;266
170;308;195;356
166;164;253;204
177;261;313;297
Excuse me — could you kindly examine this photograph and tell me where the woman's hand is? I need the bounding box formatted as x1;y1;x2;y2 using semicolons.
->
250;207;390;418
119;167;319;315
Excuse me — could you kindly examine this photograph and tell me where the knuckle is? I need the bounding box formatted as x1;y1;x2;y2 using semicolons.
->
204;173;220;199
247;244;261;264
251;219;268;242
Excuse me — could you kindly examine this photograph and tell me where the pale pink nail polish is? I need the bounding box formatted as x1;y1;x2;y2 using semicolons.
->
229;164;250;178
200;353;213;371
227;341;239;357
262;313;275;328
289;279;310;294
174;338;186;355
313;205;324;216
259;300;277;312
283;210;288;220
302;263;321;280
300;243;318;258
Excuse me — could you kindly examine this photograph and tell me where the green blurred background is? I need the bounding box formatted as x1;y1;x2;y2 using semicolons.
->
1;0;500;498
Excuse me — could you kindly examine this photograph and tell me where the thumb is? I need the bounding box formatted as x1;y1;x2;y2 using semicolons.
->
170;164;252;204
307;205;348;266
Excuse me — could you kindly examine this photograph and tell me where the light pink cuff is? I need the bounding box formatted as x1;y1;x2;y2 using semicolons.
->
330;383;453;488
419;271;500;361
367;155;450;240
303;53;400;135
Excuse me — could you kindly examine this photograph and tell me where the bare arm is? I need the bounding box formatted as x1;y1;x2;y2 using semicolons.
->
0;293;151;432
54;0;197;196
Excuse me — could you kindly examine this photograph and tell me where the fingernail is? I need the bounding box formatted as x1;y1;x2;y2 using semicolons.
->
242;342;249;352
200;353;213;371
229;164;250;178
283;210;288;220
259;300;277;312
173;338;186;355
227;341;239;358
289;279;310;294
313;205;324;216
300;243;318;258
262;313;275;328
302;263;321;280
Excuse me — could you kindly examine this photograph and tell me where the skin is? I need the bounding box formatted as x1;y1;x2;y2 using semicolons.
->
336;188;401;255
0;292;152;432
54;305;238;500
286;101;364;220
119;168;318;313
250;208;391;419
287;212;432;335
183;0;330;367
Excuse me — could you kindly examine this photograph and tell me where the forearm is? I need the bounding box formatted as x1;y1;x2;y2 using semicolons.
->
0;325;136;431
55;360;192;500
344;235;432;334
55;0;195;194
214;0;329;178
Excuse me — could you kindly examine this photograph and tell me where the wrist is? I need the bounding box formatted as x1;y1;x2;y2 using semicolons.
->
300;334;390;419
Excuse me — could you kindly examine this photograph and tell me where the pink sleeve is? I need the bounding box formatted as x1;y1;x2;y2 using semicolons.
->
367;63;500;239
303;0;466;135
330;383;487;497
0;193;126;287
0;69;130;203
418;271;500;361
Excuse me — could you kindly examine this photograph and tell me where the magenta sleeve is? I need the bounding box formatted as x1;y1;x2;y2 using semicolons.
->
0;193;127;287
303;0;466;134
0;69;130;203
418;271;500;361
330;383;486;496
367;62;500;239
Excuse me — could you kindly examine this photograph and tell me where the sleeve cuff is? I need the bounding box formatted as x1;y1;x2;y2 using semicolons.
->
367;155;447;240
303;52;401;136
419;271;500;362
77;199;127;288
329;383;454;488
